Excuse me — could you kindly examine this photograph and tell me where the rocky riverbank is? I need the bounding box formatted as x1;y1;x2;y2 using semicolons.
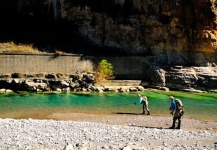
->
0;114;217;150
0;66;217;93
0;72;146;93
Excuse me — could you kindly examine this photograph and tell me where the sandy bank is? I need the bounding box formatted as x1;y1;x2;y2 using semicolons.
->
48;113;217;133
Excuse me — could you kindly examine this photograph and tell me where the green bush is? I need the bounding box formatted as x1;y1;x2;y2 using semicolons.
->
96;59;115;82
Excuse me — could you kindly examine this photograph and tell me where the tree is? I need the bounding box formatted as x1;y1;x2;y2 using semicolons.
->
96;59;115;82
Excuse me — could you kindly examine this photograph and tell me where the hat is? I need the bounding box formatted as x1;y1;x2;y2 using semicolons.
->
169;96;174;99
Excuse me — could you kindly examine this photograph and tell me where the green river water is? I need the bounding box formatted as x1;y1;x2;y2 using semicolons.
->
0;90;216;121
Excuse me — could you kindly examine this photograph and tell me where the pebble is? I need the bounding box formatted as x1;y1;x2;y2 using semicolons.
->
0;118;216;149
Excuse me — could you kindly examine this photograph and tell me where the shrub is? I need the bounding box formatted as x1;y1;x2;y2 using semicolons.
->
96;59;115;82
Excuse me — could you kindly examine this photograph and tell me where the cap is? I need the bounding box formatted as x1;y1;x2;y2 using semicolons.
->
169;96;174;99
137;94;141;97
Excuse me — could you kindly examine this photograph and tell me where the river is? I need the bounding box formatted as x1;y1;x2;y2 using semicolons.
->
0;90;216;121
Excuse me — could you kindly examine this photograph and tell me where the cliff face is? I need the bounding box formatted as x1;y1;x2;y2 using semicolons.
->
1;0;217;92
1;0;217;66
58;0;217;65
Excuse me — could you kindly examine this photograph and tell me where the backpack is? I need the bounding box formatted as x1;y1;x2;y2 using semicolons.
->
142;96;147;102
175;99;184;115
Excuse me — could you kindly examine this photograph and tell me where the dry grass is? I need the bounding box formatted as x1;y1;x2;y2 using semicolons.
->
55;50;65;55
0;42;40;54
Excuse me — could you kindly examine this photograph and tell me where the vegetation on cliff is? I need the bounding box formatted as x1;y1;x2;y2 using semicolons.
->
0;42;40;54
96;59;115;82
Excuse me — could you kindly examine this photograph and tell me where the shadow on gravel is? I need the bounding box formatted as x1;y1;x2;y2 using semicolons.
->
115;112;172;130
132;125;170;130
115;112;145;115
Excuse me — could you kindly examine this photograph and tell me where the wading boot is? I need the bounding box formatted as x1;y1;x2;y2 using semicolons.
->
176;120;181;129
169;118;176;129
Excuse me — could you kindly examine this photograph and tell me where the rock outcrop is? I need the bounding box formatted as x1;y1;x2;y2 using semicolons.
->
57;0;217;65
0;66;217;93
0;72;145;93
148;65;217;92
1;0;217;65
0;1;217;92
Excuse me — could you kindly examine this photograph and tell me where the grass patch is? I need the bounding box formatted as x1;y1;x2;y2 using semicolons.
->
0;42;40;54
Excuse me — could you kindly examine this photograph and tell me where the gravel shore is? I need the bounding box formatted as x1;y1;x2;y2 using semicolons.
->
0;114;217;150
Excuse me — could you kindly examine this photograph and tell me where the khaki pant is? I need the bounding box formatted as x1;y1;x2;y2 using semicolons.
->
171;109;183;129
142;100;150;114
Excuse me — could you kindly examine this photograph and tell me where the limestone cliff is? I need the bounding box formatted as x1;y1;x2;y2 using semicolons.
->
1;0;217;66
57;0;217;66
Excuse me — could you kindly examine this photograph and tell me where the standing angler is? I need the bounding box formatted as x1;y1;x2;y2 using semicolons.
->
169;96;184;129
134;94;150;115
